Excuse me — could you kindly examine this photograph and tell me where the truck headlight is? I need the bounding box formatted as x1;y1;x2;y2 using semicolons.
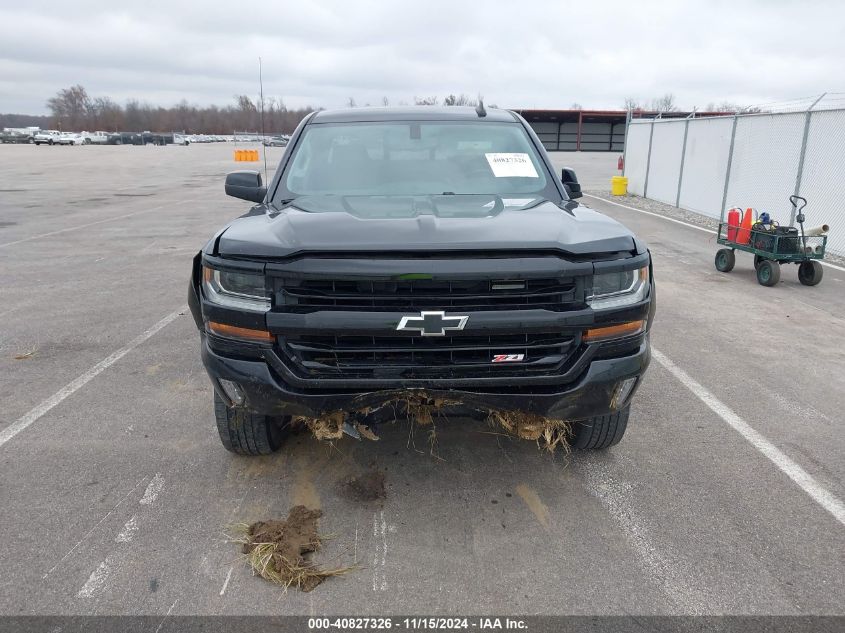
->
202;266;270;312
587;266;649;310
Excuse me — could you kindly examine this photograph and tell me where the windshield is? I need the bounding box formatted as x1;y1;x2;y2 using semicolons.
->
280;121;556;200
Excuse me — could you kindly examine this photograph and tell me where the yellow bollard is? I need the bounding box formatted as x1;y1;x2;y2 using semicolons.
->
611;176;628;196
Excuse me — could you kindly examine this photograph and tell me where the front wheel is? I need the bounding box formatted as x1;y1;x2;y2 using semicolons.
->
756;259;780;286
715;249;735;272
213;392;289;455
571;407;629;450
798;261;823;286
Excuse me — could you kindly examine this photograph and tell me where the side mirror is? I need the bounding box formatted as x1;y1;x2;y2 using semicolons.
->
225;171;267;203
561;168;582;200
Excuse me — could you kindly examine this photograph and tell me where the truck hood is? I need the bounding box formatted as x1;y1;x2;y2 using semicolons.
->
215;196;636;258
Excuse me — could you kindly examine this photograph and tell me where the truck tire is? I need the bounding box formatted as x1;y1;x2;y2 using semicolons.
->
571;407;629;450
213;392;289;455
798;261;823;286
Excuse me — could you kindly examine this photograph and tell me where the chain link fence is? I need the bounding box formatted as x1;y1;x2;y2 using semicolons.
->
624;94;845;257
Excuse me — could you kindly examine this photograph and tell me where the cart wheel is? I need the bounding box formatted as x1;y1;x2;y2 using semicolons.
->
754;255;767;269
756;260;780;286
798;261;823;286
715;249;735;273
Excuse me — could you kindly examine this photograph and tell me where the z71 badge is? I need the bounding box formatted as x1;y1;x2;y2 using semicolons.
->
491;354;525;363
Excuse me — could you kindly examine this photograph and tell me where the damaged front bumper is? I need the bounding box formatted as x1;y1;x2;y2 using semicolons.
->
199;335;649;422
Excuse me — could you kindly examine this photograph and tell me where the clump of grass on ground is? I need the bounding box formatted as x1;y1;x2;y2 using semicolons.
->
486;410;572;453
228;505;356;592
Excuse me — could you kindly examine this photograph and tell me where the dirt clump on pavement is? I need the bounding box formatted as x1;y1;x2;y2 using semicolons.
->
231;505;355;591
339;470;386;503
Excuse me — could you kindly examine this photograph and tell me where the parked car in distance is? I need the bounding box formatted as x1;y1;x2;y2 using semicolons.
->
60;132;86;145
173;133;191;146
33;130;62;145
106;132;144;145
263;135;289;147
1;128;36;143
82;131;112;145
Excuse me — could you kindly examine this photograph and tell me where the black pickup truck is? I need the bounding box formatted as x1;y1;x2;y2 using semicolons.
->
188;106;655;455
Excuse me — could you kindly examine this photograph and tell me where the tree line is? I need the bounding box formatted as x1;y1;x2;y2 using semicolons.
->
7;85;317;134
1;86;751;133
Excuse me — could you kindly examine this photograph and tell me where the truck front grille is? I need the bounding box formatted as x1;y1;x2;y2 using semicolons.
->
279;332;578;379
280;278;579;312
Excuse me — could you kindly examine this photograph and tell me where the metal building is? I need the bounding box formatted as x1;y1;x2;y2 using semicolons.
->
515;109;718;152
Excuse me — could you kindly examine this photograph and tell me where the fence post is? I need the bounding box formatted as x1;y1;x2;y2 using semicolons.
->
719;114;739;224
790;93;825;225
675;117;691;207
621;109;631;176
642;119;656;198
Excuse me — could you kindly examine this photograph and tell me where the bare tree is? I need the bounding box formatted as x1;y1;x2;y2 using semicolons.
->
649;93;679;112
570;102;582;109
414;96;439;106
443;93;476;106
346;97;357;108
381;96;389;106
34;84;316;134
623;97;641;111
704;101;740;113
91;97;123;131
46;85;92;130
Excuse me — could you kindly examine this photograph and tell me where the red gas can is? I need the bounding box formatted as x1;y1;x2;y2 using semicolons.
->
727;208;741;242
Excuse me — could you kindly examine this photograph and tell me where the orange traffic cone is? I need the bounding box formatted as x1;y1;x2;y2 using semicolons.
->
737;208;754;244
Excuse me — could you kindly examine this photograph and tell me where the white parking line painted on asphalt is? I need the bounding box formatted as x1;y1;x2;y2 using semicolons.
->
584;194;845;274
42;476;148;580
584;194;716;234
115;515;138;543
77;557;112;598
579;457;706;613
155;599;178;633
653;347;845;527
0;307;186;450
219;566;234;596
372;511;389;592
140;473;165;505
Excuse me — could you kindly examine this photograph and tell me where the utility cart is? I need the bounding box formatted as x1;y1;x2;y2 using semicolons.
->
714;195;827;287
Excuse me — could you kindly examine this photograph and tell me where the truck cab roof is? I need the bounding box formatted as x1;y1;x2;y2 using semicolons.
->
311;106;517;124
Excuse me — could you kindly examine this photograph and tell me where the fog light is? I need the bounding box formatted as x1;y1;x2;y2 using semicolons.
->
218;379;245;406
614;377;638;408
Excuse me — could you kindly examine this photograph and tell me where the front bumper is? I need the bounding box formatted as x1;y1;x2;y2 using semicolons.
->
199;335;650;421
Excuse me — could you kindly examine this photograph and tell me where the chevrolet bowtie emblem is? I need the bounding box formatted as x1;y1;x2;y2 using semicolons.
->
396;311;469;337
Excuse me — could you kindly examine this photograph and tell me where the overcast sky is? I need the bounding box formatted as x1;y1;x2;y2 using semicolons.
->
1;0;842;114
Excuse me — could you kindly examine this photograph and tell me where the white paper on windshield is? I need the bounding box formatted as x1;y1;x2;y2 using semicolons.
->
485;153;539;178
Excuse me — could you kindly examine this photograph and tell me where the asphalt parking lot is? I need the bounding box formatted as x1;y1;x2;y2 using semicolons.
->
0;144;843;618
